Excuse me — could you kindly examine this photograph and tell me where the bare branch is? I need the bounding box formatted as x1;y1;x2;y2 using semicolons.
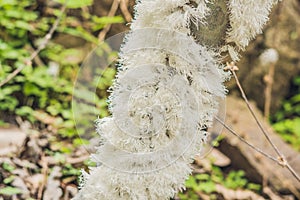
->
120;0;133;23
226;62;282;157
98;0;120;41
224;62;300;183
215;116;300;182
214;117;278;163
264;63;276;119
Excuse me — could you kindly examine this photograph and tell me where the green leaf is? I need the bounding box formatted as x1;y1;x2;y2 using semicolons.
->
0;85;20;97
53;152;66;163
62;164;81;176
247;183;261;191
224;170;248;189
0;187;22;196
22;12;38;21
15;106;36;122
178;193;188;200
73;138;89;147
3;175;15;184
0;96;18;111
293;76;300;86
23;82;41;96
4;9;22;18
0;0;18;6
15;20;32;30
46;103;62;116
291;94;300;103
58;48;84;65
185;176;197;189
273;118;300;150
59;27;99;44
54;0;93;8
91;16;124;31
2;162;15;172
1;49;20;59
195;173;210;181
198;181;216;193
61;109;72;119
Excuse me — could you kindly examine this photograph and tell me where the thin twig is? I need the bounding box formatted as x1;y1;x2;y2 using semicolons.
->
226;62;282;158
286;162;300;183
0;3;67;88
264;62;275;119
120;0;133;23
98;0;120;41
27;44;46;67
214;117;278;163
215;116;300;182
38;154;48;200
224;62;300;183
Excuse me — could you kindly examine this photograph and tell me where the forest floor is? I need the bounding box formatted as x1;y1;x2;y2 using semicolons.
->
0;96;299;200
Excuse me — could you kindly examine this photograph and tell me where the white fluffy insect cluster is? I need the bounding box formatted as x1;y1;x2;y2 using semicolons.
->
224;0;281;61
73;0;280;199
259;48;279;66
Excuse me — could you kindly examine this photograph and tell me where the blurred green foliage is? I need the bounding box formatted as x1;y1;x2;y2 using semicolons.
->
179;167;261;199
0;1;122;195
0;186;22;196
2;162;15;172
0;0;121;144
272;76;300;151
0;163;21;196
54;0;93;9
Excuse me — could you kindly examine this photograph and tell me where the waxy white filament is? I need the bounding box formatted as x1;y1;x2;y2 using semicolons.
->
74;1;280;199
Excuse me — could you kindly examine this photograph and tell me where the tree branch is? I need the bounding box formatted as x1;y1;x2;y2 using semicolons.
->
223;62;300;183
120;0;133;23
98;0;120;41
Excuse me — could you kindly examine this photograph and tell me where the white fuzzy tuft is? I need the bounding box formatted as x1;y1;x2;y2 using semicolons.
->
259;48;279;66
73;0;279;199
226;0;279;51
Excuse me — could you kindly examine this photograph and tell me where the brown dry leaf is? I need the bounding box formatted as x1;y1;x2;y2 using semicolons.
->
64;185;78;200
12;168;29;179
43;166;63;200
12;158;38;169
215;184;264;200
194;155;212;171
209;149;231;167
62;176;76;185
25;135;42;163
26;174;44;194
37;137;49;147
12;177;30;199
33;110;58;125
0;128;27;156
49;141;73;152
